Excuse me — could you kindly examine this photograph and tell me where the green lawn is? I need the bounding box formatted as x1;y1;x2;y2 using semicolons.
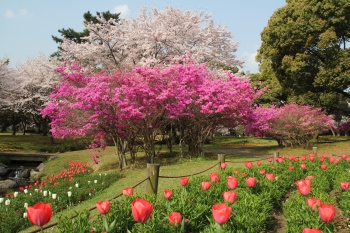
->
0;134;348;232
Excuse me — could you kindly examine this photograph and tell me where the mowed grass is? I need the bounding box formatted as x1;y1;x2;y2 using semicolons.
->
0;133;348;232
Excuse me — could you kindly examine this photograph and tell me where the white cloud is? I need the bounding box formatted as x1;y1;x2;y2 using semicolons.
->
112;5;130;18
4;9;15;18
241;51;259;74
4;8;30;19
18;9;29;17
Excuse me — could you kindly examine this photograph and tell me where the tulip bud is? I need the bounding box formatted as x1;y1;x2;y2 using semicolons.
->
43;191;48;197
52;194;57;199
5;199;10;205
67;191;72;197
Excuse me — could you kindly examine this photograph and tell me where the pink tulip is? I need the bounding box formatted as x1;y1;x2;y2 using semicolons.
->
320;164;327;170
306;198;322;211
212;203;232;225
227;176;238;189
220;162;227;169
265;173;274;180
340;182;350;191
131;198;154;223
222;191;237;204
180;177;189;186
245;162;252;169
201;181;211;190
245;177;256;188
164;189;173;200
210;173;220;183
302;228;322;233
296;179;311;196
318;204;336;223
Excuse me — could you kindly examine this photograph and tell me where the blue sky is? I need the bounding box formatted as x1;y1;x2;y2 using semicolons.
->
0;0;286;73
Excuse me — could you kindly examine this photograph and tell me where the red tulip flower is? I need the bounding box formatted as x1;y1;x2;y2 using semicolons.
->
301;156;307;161
302;228;322;233
210;173;220;183
256;161;262;166
340;182;350;191
164;189;173;200
321;164;327;170
244;161;252;169
306;198;322;211
288;166;294;171
180;177;189;187
201;181;211;190
309;156;315;162
265;173;274;180
259;170;265;175
212;203;232;225
329;157;335;163
96;200;111;215
168;212;182;226
27;202;52;227
227;176;238;189
294;157;299;162
300;164;307;170
245;177;257;188
222;191;237;204
268;157;273;163
341;154;347;159
318;204;336;223
122;187;134;196
220;162;227;170
296;179;311;196
131;198;154;223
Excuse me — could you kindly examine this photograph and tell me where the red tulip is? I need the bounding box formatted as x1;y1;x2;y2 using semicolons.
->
220;162;227;170
227;176;238;189
222;191;237;204
340;182;350;191
201;181;211;190
122;188;134;196
341;154;347;159
294;157;299;162
300;164;307;170
164;189;173;200
96;200;110;215
306;198;322;211
321;164;327;170
318;204;336;223
301;156;307;161
180;177;189;186
259;170;265;175
288;156;294;161
296;179;311;196
131;198;154;223
168;212;182;226
210;173;220;183
212;203;232;225
288;166;294;171
329;157;335;163
268;157;273;163
276;157;283;164
245;177;257;188
27;202;52;226
309;156;315;162
302;228;322;233
256;161;262;166
265;173;274;180
319;157;325;162
244;161;252;169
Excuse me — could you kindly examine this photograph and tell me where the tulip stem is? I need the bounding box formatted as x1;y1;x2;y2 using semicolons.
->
40;226;43;233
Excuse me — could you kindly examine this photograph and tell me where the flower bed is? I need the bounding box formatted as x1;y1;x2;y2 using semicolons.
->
3;154;350;232
0;161;121;232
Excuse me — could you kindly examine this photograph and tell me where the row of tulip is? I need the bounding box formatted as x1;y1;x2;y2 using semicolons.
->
42;153;347;232
7;153;350;232
0;161;121;233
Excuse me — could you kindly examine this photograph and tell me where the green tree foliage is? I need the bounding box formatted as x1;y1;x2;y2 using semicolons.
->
51;11;120;57
257;0;350;116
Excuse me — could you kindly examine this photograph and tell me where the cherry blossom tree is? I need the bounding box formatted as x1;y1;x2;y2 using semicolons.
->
14;54;61;135
60;6;243;73
42;58;256;168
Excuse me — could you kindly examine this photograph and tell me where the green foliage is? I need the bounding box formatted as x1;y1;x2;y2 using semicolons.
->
257;0;350;116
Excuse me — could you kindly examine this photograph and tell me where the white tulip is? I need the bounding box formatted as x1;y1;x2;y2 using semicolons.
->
0;198;4;203
14;192;18;198
5;199;10;206
67;191;72;197
75;183;79;188
94;180;97;184
23;212;27;218
52;193;57;199
43;191;48;197
23;189;28;194
24;203;28;208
